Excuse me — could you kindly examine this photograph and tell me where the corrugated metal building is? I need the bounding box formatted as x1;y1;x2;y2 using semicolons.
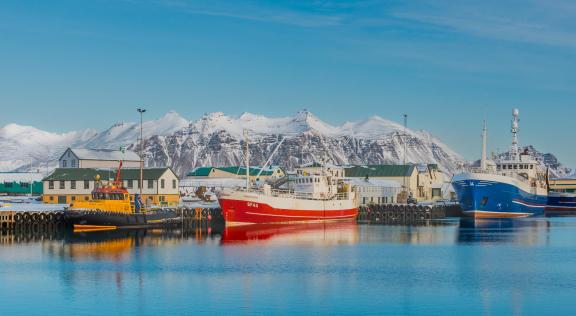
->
186;166;285;181
0;172;43;195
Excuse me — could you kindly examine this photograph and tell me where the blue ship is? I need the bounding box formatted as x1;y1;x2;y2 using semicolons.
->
546;191;576;216
452;109;548;218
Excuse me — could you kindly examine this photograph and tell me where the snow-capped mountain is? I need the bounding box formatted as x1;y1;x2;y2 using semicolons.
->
139;110;464;177
2;110;572;179
4;111;189;173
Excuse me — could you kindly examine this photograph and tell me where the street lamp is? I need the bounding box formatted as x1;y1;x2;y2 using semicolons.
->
137;108;146;202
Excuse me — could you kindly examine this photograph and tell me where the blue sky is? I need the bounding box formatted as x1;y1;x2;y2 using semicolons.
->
0;0;575;164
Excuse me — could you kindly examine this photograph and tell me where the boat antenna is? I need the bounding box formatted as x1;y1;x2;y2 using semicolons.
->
510;108;520;161
481;120;488;171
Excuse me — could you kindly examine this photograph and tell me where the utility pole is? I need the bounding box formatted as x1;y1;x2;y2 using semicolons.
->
403;114;408;199
137;108;146;202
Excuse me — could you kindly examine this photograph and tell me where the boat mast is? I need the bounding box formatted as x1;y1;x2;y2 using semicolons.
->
137;108;146;198
510;108;520;161
244;129;250;192
481;120;487;171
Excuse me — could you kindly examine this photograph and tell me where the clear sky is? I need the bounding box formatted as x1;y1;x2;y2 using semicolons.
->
1;0;575;165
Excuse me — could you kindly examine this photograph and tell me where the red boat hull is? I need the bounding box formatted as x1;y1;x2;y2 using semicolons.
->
219;198;358;224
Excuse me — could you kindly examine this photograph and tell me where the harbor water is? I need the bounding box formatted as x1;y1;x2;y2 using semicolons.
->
2;218;576;315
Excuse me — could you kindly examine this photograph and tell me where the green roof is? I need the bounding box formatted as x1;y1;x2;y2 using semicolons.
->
186;166;282;177
344;165;416;178
43;168;175;181
187;167;214;177
217;166;276;176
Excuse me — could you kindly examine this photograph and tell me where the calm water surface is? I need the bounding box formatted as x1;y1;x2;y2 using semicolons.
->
2;218;576;315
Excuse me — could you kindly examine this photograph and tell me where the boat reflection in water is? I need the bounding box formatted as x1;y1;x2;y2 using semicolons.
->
457;217;549;245
43;223;224;261
221;221;359;246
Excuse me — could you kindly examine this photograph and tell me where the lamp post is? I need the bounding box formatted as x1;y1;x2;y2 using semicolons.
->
403;114;408;202
137;108;146;201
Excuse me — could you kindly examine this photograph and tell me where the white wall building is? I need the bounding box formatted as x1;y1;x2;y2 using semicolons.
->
59;148;141;169
351;178;403;206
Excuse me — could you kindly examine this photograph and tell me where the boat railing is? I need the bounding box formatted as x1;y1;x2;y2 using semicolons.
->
255;188;351;201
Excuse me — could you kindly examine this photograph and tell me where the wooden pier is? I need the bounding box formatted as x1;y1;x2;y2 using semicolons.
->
1;204;452;232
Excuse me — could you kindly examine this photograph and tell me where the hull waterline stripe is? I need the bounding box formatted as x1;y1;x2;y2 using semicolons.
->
244;212;356;219
512;200;546;208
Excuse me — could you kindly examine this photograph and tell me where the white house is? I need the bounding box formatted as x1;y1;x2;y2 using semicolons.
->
59;148;141;169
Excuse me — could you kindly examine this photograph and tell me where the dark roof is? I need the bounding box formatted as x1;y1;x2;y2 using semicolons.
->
59;148;140;162
43;168;176;181
187;167;214;177
344;165;416;178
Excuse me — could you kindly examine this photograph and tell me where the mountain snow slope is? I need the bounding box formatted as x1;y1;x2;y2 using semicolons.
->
139;110;464;177
2;110;572;179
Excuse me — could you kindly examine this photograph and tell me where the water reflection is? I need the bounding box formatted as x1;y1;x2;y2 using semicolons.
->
457;218;550;245
221;222;359;246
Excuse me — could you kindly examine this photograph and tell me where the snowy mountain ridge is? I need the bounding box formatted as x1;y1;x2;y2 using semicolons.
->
1;110;572;179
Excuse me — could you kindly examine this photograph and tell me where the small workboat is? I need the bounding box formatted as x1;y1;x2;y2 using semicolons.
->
65;161;179;231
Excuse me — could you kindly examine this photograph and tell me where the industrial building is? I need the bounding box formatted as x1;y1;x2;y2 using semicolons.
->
549;178;576;193
186;166;285;182
59;148;141;169
343;164;445;202
0;172;43;195
350;178;403;206
42;168;179;206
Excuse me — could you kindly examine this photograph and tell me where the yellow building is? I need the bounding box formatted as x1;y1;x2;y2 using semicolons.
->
42;168;180;206
549;178;576;193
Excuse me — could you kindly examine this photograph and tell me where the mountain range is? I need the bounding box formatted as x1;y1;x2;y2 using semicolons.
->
1;110;572;179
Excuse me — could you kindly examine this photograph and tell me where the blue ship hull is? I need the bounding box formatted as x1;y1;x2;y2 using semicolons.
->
452;175;547;218
546;192;576;216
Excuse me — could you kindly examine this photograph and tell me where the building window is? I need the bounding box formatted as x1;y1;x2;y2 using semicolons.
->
84;180;90;189
49;181;54;189
72;196;76;201
148;179;153;189
50;196;54;201
71;180;76;189
159;196;165;202
161;179;165;189
128;180;133;189
85;196;89;201
71;160;76;167
172;179;177;189
62;160;67;167
59;181;65;189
